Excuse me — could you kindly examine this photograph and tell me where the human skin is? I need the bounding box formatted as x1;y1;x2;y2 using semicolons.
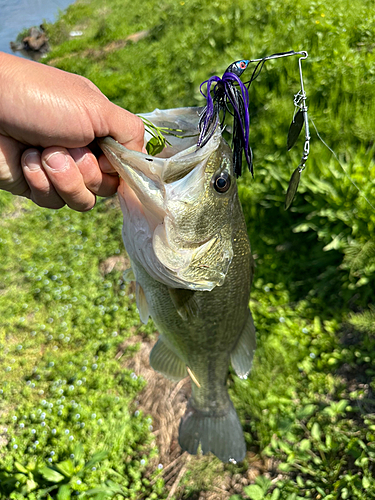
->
0;52;145;211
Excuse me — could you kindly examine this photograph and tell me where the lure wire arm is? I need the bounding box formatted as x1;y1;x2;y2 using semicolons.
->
284;51;310;209
296;52;310;171
248;49;307;64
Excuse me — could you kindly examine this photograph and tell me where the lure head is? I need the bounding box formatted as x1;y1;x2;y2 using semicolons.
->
224;59;250;77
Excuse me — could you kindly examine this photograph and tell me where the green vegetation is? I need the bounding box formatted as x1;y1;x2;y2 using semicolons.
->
1;0;375;498
0;199;165;499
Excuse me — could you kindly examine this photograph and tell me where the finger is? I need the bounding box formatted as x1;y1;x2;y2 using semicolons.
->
22;149;66;209
98;153;118;174
68;147;119;197
100;104;145;152
0;135;30;196
41;147;96;212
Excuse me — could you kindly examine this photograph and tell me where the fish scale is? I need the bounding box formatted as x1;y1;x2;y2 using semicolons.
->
99;107;256;462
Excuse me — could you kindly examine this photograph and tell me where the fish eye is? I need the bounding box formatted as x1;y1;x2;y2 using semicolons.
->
213;171;231;193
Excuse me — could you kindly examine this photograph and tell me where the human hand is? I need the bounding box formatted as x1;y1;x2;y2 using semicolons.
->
0;52;144;211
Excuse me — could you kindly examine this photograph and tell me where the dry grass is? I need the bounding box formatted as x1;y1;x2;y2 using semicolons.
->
124;337;190;463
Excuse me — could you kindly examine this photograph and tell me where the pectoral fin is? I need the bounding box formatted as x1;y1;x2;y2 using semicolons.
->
168;288;199;320
231;311;256;379
123;267;136;282
136;282;149;324
149;337;187;381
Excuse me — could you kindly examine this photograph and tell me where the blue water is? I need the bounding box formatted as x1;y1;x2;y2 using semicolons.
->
0;0;73;58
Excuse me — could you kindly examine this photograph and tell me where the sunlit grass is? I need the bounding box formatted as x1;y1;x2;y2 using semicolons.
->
2;0;375;498
0;197;164;498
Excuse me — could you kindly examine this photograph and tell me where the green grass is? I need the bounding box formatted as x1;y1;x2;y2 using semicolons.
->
0;198;165;499
42;0;375;308
1;0;375;498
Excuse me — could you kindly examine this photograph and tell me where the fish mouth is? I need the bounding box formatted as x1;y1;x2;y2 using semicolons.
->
97;122;221;233
97;110;230;291
98;137;166;226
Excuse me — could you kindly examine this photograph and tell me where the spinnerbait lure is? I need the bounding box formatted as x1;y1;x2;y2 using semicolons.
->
198;50;310;208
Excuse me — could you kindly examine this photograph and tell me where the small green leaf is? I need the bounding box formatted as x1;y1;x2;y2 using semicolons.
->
296;404;316;420
243;484;264;500
278;463;291;472
38;484;61;497
55;460;75;478
90;493;110;500
363;476;371;489
26;462;38;472
299;439;311;451
39;467;65;483
26;478;38;492
270;488;280;500
14;462;28;474
84;484;121;496
255;475;271;492
296;476;304;487
72;444;84;463
341;488;349;499
286;494;297;500
336;399;349;414
146;137;165;156
84;450;109;471
104;480;124;492
278;440;292;454
57;483;72;500
311;422;321;441
270;437;278;449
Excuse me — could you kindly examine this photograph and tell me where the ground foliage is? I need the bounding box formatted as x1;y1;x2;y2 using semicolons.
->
1;0;375;498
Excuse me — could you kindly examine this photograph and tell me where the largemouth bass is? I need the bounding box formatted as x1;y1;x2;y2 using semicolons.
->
98;107;256;463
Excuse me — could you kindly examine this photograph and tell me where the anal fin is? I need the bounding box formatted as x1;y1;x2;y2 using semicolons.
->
150;337;187;382
230;311;256;379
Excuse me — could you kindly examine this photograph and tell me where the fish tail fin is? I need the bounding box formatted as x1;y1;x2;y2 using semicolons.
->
178;399;246;463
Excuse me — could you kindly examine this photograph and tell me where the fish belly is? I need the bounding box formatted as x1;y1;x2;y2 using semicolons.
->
130;253;250;462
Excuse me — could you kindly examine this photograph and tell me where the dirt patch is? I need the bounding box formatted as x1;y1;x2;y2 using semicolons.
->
2;196;32;220
48;29;150;66
99;254;130;276
122;336;274;499
124;337;190;462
